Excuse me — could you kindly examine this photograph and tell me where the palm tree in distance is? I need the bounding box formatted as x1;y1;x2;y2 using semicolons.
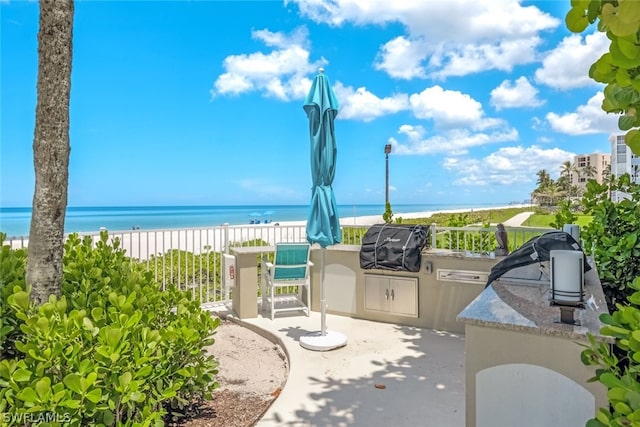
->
556;174;572;198
533;169;564;206
560;160;575;180
536;169;552;187
570;184;582;198
547;183;566;206
601;164;612;185
582;164;597;179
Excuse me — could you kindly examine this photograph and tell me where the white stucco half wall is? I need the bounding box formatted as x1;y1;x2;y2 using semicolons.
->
476;363;595;427
325;263;356;315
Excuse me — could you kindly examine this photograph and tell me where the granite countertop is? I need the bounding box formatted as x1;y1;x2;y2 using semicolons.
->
457;267;611;342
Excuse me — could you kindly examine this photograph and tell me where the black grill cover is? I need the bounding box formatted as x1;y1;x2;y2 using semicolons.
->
359;224;429;272
486;230;591;287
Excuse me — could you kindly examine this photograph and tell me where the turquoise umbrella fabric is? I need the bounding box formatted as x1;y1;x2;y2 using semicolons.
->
304;69;342;248
300;69;348;348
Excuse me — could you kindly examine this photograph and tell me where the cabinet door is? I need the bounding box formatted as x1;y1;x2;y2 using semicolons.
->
390;277;418;317
364;275;390;313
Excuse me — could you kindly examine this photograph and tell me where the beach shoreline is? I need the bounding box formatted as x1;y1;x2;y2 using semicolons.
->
1;203;526;237
6;204;534;256
263;203;534;228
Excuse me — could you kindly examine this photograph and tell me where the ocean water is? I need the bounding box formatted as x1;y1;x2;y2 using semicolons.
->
0;203;503;238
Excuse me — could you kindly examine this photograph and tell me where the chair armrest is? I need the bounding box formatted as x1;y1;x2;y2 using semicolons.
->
307;261;314;267
265;261;274;269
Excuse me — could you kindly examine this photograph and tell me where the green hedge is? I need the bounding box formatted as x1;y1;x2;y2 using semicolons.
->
582;175;640;309
0;232;219;426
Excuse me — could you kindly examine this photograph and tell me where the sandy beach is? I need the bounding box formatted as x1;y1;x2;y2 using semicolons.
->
7;204;532;259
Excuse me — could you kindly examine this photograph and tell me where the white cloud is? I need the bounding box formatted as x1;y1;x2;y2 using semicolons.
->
490;77;545;111
531;116;545;131
428;37;542;79
442;145;575;186
333;82;409;121
288;75;316;100
409;85;503;130
290;0;558;40
374;36;427;80
212;73;253;96
389;124;518;156
535;32;609;90
546;92;619;135
537;136;553;144
210;27;324;100
290;0;559;79
252;27;309;48
387;85;520;157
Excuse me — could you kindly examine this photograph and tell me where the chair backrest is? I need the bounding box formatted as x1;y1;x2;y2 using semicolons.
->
273;243;311;280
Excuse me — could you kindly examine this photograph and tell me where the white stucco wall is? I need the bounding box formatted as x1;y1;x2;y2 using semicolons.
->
476;363;595;427
325;263;356;314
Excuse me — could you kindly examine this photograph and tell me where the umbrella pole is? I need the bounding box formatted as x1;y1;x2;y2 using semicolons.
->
321;247;327;336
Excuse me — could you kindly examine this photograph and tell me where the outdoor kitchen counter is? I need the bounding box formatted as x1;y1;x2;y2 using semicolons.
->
458;263;611;427
457;265;611;342
304;245;502;333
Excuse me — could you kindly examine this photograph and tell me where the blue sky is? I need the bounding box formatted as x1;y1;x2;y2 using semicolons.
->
1;0;620;208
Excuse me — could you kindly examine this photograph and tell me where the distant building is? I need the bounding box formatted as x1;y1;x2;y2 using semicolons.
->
609;134;640;202
569;152;610;193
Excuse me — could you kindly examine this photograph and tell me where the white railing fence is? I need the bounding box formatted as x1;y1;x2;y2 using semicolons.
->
4;223;555;308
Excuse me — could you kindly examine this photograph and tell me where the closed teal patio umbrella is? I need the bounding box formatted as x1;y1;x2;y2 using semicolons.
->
299;68;347;351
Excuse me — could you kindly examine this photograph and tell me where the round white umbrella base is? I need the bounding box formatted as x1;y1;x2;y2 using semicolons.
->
299;330;347;351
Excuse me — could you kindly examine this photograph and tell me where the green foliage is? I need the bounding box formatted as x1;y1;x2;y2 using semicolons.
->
581;278;640;427
342;208;539;252
0;233;28;360
522;213;593;228
421;210;536;254
0;232;220;426
230;238;270;249
382;202;393;224
146;249;223;302
569;5;640;424
422;207;531;226
581;174;640;309
447;213;469;227
566;0;640;155
341;227;368;245
433;214;494;253
549;199;578;229
521;214;555;228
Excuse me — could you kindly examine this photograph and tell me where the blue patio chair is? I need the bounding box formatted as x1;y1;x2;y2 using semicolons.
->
262;242;313;319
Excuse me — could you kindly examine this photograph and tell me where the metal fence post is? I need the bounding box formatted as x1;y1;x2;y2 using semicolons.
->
223;224;229;254
431;223;437;249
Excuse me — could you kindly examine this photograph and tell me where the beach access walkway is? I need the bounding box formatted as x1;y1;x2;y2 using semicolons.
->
501;211;535;227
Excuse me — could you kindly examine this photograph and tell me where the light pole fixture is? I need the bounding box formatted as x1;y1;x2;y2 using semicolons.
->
549;249;585;325
384;144;392;205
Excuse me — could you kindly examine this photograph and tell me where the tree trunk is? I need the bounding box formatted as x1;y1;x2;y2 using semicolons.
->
26;0;74;305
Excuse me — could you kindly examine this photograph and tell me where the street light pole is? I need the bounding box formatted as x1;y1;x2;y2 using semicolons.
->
384;144;392;205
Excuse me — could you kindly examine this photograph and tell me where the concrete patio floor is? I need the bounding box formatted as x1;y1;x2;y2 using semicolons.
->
223;310;466;427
